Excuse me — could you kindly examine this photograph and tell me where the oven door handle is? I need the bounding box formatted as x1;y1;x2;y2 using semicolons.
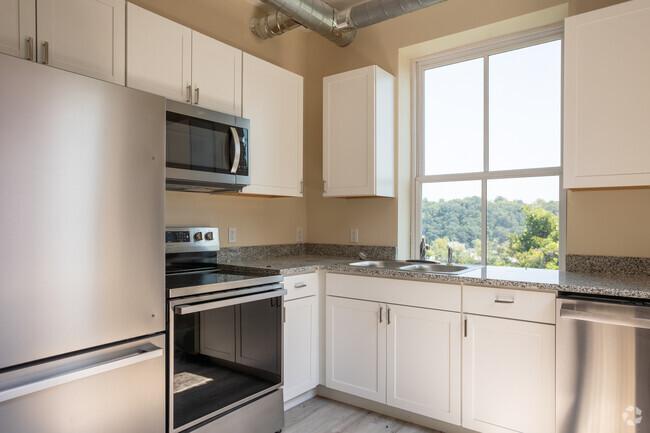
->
174;288;287;315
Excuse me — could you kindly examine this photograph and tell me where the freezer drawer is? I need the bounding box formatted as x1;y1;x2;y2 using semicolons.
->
0;334;165;433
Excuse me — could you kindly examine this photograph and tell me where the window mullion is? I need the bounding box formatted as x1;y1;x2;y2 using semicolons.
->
482;54;489;266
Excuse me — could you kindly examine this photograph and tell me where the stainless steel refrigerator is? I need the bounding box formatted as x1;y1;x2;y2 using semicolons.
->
0;53;166;432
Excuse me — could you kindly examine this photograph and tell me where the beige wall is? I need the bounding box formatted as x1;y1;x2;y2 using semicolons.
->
149;0;648;259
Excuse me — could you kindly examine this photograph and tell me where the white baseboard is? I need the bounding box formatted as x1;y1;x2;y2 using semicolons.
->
283;388;318;411
315;386;475;433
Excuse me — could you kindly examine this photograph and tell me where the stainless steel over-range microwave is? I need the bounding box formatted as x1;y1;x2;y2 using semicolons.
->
165;100;250;193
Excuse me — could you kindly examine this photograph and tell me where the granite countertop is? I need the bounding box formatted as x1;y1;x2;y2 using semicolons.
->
221;255;650;299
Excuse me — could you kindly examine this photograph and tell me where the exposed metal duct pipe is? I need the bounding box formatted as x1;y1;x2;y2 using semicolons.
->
250;0;447;47
251;0;356;47
250;10;303;40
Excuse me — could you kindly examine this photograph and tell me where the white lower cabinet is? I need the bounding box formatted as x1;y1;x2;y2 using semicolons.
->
283;273;319;402
387;305;461;425
284;295;319;401
326;296;387;403
325;274;462;422
324;274;556;432
461;314;555;433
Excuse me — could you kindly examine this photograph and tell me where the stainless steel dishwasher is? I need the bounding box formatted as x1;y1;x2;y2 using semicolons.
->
557;294;650;433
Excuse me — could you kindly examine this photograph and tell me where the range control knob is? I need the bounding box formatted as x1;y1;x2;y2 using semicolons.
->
193;232;203;242
205;231;214;241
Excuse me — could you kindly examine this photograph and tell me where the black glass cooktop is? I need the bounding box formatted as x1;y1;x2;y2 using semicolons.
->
166;270;265;290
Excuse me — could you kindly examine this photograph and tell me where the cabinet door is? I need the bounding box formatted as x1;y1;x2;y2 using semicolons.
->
462;315;555;433
126;3;191;101
0;0;35;60
242;54;303;197
191;31;242;116
322;65;394;197
284;296;319;401
323;67;374;197
37;0;125;84
564;0;650;188
326;296;386;403
386;305;461;424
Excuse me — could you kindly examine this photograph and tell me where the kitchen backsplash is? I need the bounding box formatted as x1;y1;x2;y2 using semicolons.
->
566;254;650;276
217;243;396;263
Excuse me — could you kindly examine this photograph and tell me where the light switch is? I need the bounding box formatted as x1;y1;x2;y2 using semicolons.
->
228;227;236;243
296;227;304;242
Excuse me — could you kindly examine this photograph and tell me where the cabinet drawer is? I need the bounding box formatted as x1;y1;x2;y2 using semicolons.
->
284;273;318;301
327;273;460;312
463;285;555;324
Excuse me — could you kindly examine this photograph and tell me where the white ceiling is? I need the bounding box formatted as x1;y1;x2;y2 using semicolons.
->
246;0;367;13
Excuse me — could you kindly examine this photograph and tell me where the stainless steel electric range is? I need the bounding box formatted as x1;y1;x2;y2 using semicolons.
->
165;227;285;433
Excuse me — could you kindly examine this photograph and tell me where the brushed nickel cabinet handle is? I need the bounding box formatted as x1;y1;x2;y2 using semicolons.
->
387;307;391;325
42;41;49;64
294;282;307;288
464;318;468;337
379;306;383;323
27;37;33;61
283;307;286;323
186;85;192;103
494;298;515;304
194;87;199;105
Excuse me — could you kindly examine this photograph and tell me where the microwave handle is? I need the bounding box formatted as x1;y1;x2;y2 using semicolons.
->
230;127;241;174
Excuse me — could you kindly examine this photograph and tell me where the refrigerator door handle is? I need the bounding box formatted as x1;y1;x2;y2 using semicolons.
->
0;344;163;404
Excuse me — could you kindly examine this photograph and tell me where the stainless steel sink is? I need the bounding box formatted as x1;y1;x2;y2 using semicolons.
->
348;260;405;269
398;263;476;275
348;260;478;275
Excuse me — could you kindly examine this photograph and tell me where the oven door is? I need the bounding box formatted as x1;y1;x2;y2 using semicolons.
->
168;286;285;433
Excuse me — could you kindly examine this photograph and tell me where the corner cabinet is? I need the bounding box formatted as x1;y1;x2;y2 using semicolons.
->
325;274;461;424
126;3;242;115
564;0;650;188
242;54;304;197
0;0;125;85
322;65;394;198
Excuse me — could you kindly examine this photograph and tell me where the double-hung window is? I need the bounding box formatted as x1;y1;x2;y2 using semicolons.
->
414;26;564;269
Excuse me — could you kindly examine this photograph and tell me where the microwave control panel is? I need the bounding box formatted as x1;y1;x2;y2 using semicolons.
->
165;227;220;253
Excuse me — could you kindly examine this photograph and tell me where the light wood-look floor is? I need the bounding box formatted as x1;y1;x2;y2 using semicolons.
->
284;397;442;433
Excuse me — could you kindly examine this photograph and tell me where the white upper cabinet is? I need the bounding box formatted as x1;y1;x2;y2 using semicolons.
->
191;31;242;115
564;0;650;188
37;0;125;84
0;0;35;60
242;53;304;197
126;3;190;103
323;65;394;197
126;3;242;115
0;0;124;84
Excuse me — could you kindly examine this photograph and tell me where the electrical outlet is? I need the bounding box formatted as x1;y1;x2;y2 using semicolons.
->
296;227;303;242
350;228;359;243
228;227;236;244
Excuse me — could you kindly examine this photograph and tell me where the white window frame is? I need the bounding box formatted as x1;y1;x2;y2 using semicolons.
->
412;24;567;269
